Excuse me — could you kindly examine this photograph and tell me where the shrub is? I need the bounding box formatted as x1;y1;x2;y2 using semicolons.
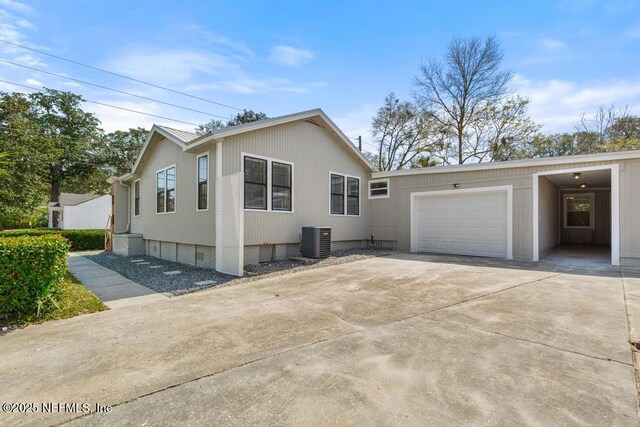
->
0;229;104;251
0;234;70;321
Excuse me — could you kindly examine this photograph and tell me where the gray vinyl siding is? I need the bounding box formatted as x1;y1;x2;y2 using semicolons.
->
538;176;559;254
127;136;216;246
620;159;640;260
370;159;640;263
221;120;371;246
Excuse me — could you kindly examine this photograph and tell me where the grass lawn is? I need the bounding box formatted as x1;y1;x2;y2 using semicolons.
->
1;273;107;328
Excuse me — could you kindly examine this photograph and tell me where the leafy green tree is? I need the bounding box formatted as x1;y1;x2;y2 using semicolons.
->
28;89;102;204
0;92;49;228
196;110;268;134
100;127;148;176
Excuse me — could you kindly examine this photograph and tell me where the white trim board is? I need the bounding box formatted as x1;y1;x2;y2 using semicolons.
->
373;150;640;178
409;185;513;260
532;164;619;265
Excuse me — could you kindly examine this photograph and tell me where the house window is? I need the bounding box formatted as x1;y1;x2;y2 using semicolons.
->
331;173;360;216
134;180;140;216
197;154;208;211
244;156;267;210
369;178;389;199
243;154;293;212
156;170;165;213
347;177;359;215
156;165;176;214
272;161;292;211
564;193;595;229
330;174;344;215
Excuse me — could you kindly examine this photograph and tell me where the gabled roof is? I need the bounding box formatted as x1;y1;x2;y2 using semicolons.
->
155;125;199;144
50;193;104;207
125;109;375;178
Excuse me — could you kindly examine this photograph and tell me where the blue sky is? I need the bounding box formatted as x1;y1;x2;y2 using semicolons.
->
1;0;639;151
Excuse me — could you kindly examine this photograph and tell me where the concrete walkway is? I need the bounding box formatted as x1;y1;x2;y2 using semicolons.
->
68;255;166;309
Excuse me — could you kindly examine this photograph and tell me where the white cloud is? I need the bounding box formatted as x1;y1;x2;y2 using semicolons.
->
514;73;640;132
333;104;378;152
0;0;34;13
104;49;239;85
84;99;196;133
540;38;566;51
25;77;42;86
268;45;314;67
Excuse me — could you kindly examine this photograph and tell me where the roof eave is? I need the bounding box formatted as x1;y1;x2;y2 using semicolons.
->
372;150;640;178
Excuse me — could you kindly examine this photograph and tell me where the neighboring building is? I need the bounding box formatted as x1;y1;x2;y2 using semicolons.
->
48;193;112;230
109;108;640;275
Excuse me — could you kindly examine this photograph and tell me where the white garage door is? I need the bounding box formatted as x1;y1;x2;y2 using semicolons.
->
412;188;510;258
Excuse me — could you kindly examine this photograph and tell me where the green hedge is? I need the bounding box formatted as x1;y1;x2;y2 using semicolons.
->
0;229;104;251
0;235;70;321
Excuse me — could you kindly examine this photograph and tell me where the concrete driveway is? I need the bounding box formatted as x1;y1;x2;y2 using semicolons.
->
1;253;639;426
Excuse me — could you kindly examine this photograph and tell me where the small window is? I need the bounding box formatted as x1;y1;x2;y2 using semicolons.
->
564;193;595;229
166;167;175;213
330;174;344;215
156;165;176;214
156;170;165;213
369;179;389;199
331;173;360;216
272;162;292;211
347;177;359;215
244;156;267;210
197;154;208;210
134;180;140;216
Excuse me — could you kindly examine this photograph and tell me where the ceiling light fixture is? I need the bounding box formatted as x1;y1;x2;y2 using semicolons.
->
579;183;588;188
573;172;581;180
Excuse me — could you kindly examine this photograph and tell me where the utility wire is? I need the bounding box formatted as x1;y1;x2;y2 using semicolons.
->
0;79;200;126
0;38;244;111
0;58;230;120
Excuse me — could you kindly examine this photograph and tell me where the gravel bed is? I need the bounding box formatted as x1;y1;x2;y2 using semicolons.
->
87;247;393;296
86;253;236;295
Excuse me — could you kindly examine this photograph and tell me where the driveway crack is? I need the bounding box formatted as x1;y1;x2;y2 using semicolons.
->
433;318;633;367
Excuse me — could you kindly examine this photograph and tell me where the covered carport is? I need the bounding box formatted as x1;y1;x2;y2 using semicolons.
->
533;165;619;266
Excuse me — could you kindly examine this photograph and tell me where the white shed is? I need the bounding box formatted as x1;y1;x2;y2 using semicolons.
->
48;193;111;230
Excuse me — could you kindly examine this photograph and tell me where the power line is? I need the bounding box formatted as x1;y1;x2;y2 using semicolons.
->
0;79;200;126
0;58;230;120
0;38;244;111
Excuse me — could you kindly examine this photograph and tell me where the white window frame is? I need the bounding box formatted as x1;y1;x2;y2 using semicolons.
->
156;164;176;215
196;153;209;212
133;179;141;217
368;178;390;199
563;192;595;229
240;152;294;213
329;171;361;217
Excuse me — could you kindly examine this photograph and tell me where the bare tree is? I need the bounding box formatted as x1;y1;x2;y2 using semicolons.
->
370;93;442;171
413;35;515;164
576;105;630;153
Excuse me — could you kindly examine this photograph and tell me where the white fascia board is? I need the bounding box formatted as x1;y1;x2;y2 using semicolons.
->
373;151;640;179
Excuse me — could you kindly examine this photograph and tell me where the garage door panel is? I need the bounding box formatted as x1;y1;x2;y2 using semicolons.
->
413;190;509;259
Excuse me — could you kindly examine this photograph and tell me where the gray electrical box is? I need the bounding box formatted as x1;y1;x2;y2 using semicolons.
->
301;226;331;258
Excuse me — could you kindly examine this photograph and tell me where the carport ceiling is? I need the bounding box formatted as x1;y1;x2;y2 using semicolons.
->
545;169;611;188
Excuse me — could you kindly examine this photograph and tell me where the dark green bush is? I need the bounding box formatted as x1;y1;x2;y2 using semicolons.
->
0;229;104;251
0;234;70;321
